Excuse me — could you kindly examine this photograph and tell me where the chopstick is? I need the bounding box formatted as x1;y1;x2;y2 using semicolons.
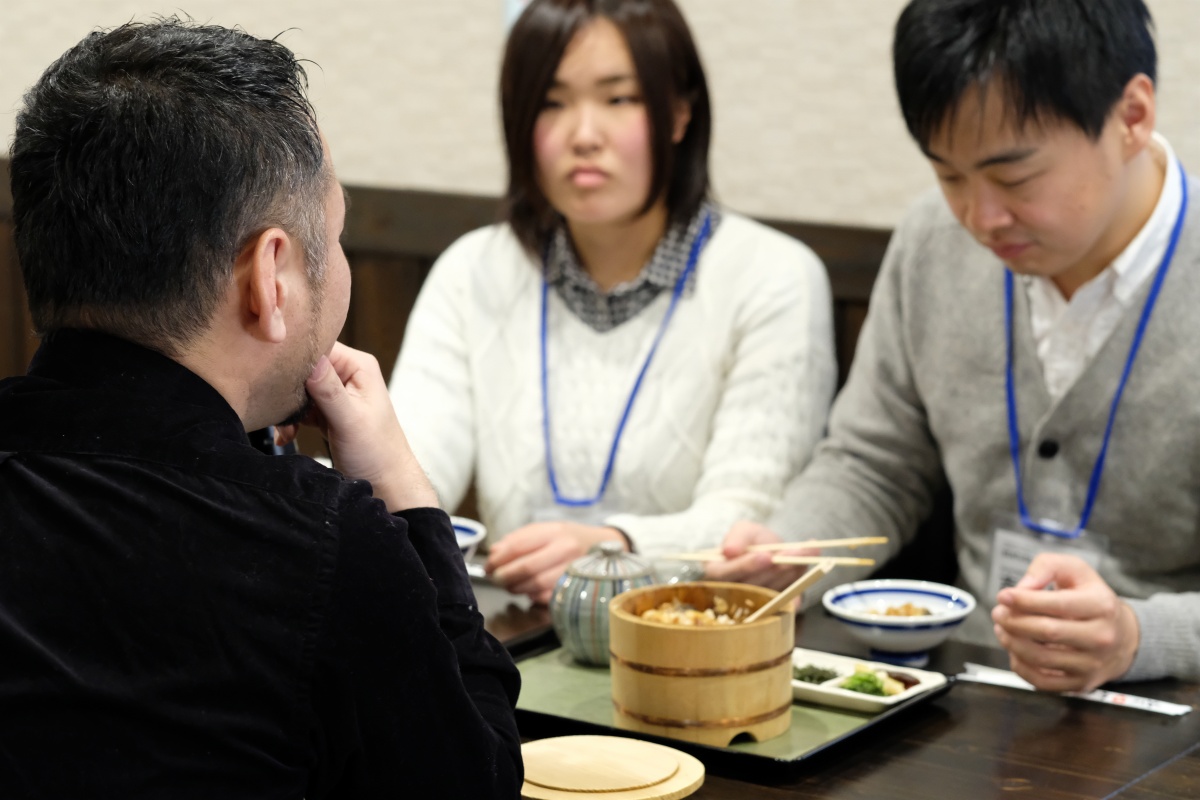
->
744;536;887;552
662;553;875;566
769;555;874;566
742;559;835;623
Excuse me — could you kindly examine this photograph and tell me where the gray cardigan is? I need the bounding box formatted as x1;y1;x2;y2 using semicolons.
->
775;183;1200;682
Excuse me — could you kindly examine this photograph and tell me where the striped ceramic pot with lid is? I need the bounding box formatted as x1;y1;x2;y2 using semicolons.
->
549;541;657;666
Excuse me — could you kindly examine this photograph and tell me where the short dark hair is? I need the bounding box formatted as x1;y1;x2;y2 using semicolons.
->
499;0;712;254
10;17;327;355
893;0;1157;148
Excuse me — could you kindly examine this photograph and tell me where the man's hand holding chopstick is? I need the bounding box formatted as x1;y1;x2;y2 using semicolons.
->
706;521;820;590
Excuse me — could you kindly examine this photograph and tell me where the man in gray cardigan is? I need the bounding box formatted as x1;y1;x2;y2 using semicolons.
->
714;0;1199;693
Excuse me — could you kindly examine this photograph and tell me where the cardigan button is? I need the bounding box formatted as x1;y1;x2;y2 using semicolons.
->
1037;440;1060;459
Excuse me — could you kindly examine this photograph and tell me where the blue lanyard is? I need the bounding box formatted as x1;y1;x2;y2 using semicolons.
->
541;212;713;507
1005;160;1189;537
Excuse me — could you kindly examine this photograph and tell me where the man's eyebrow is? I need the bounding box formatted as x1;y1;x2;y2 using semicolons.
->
973;148;1037;169
921;146;1037;169
342;186;352;211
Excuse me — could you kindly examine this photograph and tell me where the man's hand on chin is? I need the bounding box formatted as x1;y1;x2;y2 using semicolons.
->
278;342;438;513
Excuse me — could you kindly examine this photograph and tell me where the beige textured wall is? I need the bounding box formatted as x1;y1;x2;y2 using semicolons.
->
3;0;1199;228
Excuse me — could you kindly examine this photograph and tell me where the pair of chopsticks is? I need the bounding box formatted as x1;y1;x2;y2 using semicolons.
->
662;536;887;568
743;558;836;623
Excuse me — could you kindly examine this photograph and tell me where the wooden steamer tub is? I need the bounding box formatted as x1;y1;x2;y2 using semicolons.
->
608;582;794;747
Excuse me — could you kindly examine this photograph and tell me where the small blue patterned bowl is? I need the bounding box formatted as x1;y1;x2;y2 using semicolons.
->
450;516;486;561
550;542;657;666
822;579;976;667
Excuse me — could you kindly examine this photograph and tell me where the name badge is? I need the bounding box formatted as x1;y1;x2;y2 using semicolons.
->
531;502;614;528
985;513;1107;600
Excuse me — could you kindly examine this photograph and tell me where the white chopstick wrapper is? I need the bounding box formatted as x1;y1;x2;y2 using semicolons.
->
958;663;1192;716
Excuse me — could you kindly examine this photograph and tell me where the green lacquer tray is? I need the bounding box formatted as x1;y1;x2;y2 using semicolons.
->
515;645;955;782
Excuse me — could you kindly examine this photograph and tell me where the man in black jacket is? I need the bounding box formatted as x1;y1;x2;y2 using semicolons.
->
0;18;522;798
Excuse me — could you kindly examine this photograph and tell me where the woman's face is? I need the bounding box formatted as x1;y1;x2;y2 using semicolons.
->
534;18;684;229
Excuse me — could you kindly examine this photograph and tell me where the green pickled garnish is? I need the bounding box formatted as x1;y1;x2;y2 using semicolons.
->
793;664;839;684
840;669;887;696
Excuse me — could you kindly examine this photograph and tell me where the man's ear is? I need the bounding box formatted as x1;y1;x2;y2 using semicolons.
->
671;98;692;144
1116;73;1156;161
239;227;300;344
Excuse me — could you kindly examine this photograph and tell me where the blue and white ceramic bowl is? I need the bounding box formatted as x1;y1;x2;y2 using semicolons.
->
450;516;487;561
822;579;976;667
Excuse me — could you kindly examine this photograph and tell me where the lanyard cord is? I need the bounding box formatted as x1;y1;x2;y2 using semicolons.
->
541;212;713;507
1006;161;1189;537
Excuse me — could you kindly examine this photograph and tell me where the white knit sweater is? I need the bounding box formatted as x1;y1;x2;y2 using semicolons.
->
389;212;836;557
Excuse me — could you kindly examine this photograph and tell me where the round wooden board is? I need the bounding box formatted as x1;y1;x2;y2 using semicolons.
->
524;734;679;791
521;735;705;800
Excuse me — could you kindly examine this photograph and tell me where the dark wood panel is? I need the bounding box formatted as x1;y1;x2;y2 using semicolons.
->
343;186;501;259
0;220;26;379
342;252;431;383
0;160;36;379
0;158;9;218
764;218;890;303
0;162;13;379
833;301;869;391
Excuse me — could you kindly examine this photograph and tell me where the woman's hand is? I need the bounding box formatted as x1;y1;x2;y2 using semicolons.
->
486;522;627;604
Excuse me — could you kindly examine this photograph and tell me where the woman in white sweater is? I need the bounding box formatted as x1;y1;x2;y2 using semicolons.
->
389;0;836;603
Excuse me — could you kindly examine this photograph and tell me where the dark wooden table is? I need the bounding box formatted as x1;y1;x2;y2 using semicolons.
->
473;580;1200;800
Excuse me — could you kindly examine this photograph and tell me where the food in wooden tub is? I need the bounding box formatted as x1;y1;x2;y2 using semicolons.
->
637;593;755;626
608;582;794;747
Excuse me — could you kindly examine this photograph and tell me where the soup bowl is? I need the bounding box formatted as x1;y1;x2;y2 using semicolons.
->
822;579;976;667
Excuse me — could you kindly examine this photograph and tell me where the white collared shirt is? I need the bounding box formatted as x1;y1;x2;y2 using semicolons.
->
1027;133;1183;400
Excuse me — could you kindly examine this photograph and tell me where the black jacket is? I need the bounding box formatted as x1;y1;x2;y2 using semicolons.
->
0;330;522;798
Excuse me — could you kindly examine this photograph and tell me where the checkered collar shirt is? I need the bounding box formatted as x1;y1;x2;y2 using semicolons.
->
543;201;721;332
